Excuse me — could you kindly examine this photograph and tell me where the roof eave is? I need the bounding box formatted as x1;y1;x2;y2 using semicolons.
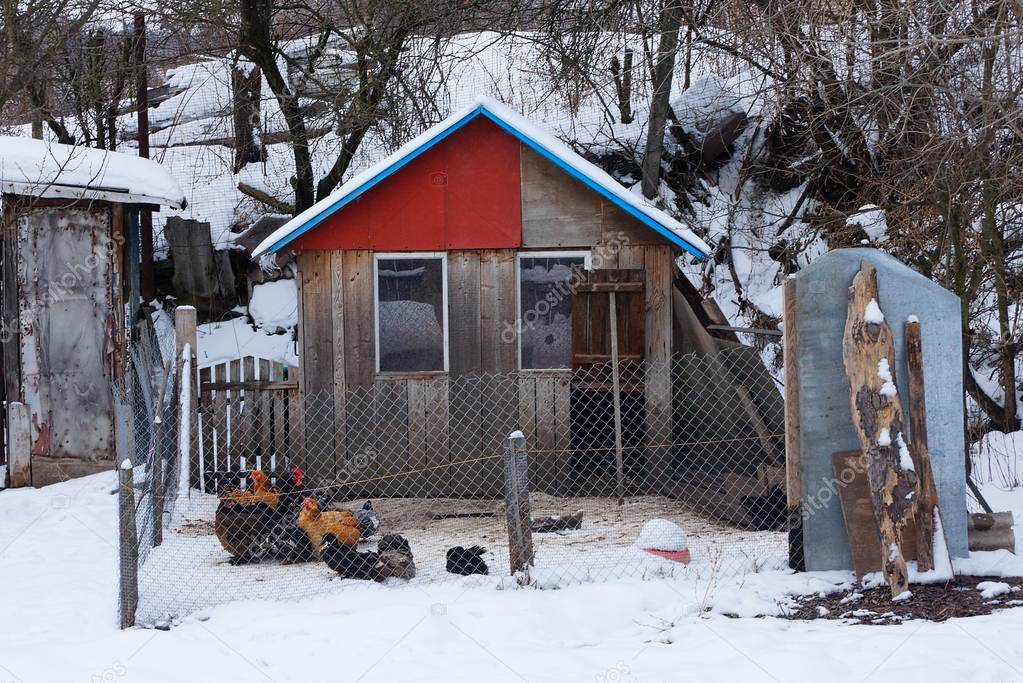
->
2;180;186;210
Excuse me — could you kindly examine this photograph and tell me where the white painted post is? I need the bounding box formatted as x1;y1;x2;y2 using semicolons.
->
175;306;197;498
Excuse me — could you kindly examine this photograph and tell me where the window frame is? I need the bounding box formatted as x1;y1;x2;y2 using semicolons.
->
373;251;449;376
515;250;592;372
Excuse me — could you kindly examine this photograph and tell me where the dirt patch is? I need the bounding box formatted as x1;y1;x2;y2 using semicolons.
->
785;576;1023;624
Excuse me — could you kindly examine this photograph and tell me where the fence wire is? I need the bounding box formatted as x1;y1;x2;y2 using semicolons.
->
122;345;794;625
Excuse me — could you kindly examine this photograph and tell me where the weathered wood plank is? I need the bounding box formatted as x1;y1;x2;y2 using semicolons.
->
342;250;375;389
520;146;601;248
424;377;450;496
269;362;287;473
406;378;430;496
448;377;483;497
904;319;949;574
297;251;335;482
643;245;673;490
518;376;538;485
199;366;214;491
480;250;517;496
240;356;256;461
534;375;558;494
330;251;347;480
210;363;228;492
842;261;919;598
447;251;482;376
554;374;572;494
782;277;803;569
374;379;409;496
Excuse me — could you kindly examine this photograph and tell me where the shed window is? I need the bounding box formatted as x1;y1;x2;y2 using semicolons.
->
518;252;589;370
375;254;448;373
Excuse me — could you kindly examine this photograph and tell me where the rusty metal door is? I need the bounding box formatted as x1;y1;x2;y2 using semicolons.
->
18;207;114;461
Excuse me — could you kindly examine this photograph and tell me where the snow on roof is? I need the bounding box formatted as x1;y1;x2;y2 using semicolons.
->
253;97;711;258
0;136;186;208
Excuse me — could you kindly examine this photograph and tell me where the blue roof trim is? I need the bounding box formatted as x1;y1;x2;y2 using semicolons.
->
269;104;705;258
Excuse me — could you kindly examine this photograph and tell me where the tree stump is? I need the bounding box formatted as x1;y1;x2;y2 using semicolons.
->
842;262;920;598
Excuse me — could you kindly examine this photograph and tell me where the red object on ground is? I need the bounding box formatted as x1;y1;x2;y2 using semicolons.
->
642;548;691;564
292;117;522;252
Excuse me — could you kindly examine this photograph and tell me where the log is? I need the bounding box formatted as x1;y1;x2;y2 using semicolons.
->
904;319;950;573
842;262;919;598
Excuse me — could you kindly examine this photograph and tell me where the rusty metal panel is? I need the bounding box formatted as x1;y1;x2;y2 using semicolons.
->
17;206;114;462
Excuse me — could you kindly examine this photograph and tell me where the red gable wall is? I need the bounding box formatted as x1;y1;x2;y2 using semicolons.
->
292;117;522;251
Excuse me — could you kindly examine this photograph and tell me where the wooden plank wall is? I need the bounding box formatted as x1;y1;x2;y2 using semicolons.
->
288;146;683;497
295;242;676;498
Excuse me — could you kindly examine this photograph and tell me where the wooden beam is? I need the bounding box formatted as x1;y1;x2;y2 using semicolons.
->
7;402;31;487
842;262;919;598
573;281;644;293
782;278;803;569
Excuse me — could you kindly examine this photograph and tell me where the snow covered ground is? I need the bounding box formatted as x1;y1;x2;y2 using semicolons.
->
2;471;1023;682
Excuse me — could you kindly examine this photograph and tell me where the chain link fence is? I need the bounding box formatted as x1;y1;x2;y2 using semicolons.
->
121;343;793;625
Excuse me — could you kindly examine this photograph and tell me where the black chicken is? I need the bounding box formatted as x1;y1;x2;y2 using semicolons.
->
377;533;411;555
446;546;489;576
321;534;380;580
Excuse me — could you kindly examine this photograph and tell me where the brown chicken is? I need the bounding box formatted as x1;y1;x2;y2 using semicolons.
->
215;470;280;562
296;498;361;557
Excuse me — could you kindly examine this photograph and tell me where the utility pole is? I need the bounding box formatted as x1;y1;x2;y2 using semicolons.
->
134;12;155;303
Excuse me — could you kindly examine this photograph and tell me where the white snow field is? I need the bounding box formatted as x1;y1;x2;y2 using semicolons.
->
1;471;1023;682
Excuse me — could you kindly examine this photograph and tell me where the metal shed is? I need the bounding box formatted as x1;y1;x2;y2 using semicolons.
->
0;137;185;486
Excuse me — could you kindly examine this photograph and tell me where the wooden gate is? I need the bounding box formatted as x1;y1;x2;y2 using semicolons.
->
197;356;300;493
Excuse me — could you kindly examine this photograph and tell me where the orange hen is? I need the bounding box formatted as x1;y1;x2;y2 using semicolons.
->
296;498;361;556
220;470;279;509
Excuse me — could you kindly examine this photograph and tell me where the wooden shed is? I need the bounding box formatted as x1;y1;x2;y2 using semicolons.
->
252;99;782;506
0;137;185;486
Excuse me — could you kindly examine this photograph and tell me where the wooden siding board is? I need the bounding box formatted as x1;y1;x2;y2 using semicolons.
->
330;251;347;477
518;376;538;486
447;251;482;376
643;245;674;489
424;377;450;496
520;146;601;248
297;250;335;482
341;250;375;389
480;250;517;495
601;201;671;247
534;375;558;494
374;379;409;496
406;378;430;495
199;365;214;491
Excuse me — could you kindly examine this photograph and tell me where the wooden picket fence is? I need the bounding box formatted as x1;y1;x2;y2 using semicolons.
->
197;356;301;493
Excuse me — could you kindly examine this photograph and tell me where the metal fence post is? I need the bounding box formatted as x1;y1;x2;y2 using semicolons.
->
117;456;138;628
504;431;534;582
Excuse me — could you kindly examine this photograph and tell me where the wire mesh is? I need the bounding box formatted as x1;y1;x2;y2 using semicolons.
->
125;346;793;624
